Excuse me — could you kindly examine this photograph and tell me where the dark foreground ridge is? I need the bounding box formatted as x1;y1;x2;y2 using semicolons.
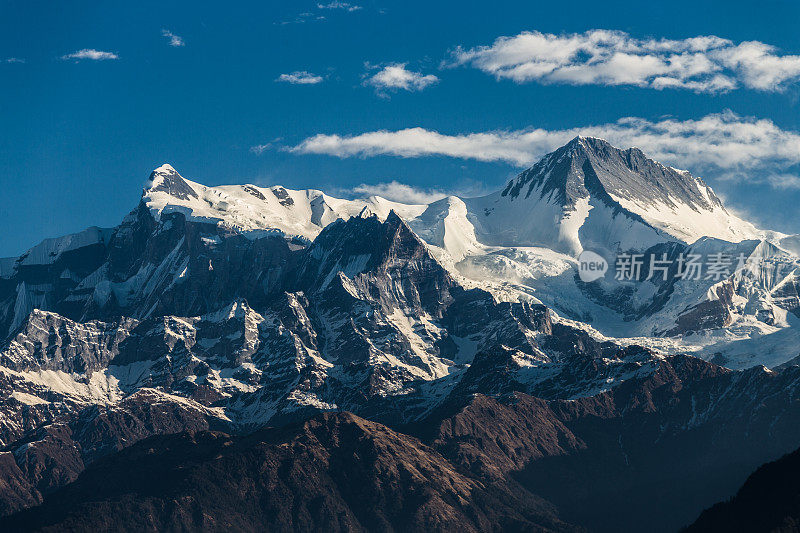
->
5;356;800;532
686;445;800;532
0;412;577;533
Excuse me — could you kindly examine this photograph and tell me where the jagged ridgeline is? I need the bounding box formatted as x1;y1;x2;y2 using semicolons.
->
1;138;800;532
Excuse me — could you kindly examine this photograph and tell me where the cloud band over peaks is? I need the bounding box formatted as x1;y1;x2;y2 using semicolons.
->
287;111;800;188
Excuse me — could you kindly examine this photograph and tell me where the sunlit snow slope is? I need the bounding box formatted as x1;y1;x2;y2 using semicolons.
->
3;137;799;371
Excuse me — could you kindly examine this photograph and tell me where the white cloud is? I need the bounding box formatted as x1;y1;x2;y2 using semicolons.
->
365;63;439;94
277;71;324;84
352;181;447;204
276;1;358;25
3;57;25;64
450;30;800;93
714;41;800;91
293;127;538;164
60;49;118;61
161;29;185;47
289;111;800;188
250;144;273;155
276;11;326;25
250;137;283;155
317;1;362;11
767;174;800;190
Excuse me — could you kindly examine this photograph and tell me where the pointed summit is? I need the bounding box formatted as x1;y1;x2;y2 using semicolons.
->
144;164;198;201
564;134;589;147
481;137;765;255
384;209;404;225
503;137;721;214
152;163;177;174
500;136;728;215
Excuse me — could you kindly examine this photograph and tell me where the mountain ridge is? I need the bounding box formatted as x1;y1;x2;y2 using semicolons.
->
2;137;800;530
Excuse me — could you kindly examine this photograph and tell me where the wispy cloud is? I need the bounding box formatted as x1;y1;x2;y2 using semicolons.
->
276;11;326;25
340;179;490;203
277;1;358;25
250;144;273;155
60;49;118;61
450;29;800;93
364;63;439;95
3;57;25;64
767;175;800;190
250;137;283;155
277;71;324;84
317;1;362;11
352;181;447;204
161;29;185;47
289;111;800;188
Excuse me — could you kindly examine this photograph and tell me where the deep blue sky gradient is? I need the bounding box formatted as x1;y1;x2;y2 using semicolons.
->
2;0;800;256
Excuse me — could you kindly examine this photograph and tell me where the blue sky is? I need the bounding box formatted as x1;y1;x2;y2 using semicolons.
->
2;0;800;256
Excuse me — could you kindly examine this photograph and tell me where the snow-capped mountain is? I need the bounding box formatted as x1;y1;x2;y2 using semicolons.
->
143;163;427;242
485;137;773;254
4;137;800;531
0;205;663;443
2;139;799;402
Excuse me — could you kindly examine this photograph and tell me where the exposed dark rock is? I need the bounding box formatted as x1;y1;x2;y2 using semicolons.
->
668;280;735;336
504;136;721;213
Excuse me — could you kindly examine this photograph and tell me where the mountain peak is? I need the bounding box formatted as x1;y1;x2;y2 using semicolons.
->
143;164;198;201
565;135;613;150
503;137;720;211
489;137;765;253
153;163;177;174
